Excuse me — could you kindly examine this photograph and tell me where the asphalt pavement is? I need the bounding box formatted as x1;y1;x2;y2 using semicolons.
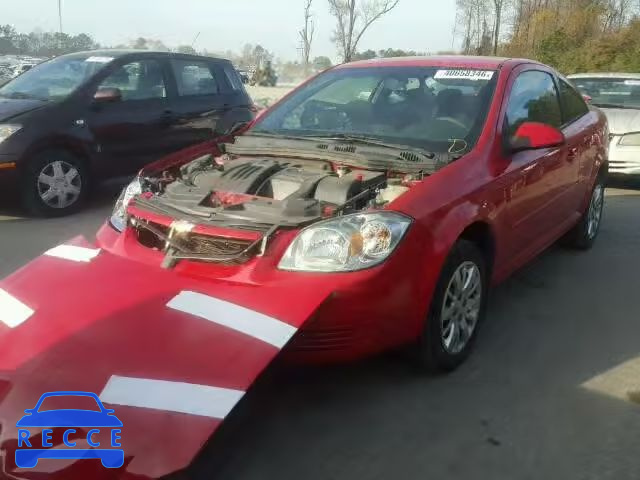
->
1;182;639;480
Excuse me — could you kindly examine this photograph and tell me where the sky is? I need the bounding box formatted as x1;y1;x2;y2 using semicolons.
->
1;0;459;62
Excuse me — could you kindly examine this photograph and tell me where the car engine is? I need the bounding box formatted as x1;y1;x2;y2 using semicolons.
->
139;153;411;227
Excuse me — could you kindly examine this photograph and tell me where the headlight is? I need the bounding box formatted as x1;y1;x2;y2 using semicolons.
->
618;132;640;146
110;177;142;232
278;212;412;272
0;124;21;143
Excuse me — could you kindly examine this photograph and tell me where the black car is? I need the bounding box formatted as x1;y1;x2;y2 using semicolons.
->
0;50;256;216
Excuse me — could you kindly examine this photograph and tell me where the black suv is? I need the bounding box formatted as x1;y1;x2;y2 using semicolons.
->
0;50;256;215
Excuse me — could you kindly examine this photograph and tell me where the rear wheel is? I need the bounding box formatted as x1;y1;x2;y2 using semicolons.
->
562;175;605;250
417;240;488;373
21;149;89;217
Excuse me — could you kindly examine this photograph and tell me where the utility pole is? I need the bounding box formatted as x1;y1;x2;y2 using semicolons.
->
58;0;63;34
58;0;63;51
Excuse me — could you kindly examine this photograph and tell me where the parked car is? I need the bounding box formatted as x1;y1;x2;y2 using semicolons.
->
11;62;37;78
0;56;608;479
0;50;256;216
569;72;640;177
236;68;250;84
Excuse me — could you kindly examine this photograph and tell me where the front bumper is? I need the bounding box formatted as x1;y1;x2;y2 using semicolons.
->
96;218;434;364
608;136;640;175
0;154;20;193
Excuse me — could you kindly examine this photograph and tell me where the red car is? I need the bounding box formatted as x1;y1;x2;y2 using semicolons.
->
0;56;607;479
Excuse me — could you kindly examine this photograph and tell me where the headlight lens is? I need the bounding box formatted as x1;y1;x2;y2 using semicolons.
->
618;132;640;146
278;212;412;272
0;124;21;143
110;178;142;232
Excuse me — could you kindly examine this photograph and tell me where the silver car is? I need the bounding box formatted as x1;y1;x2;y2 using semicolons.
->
569;72;640;176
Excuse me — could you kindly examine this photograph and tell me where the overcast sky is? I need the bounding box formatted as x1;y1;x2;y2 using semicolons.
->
3;0;458;62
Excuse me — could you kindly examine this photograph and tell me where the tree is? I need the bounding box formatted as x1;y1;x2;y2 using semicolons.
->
312;55;333;71
491;0;504;54
299;0;315;72
132;37;148;50
327;0;400;62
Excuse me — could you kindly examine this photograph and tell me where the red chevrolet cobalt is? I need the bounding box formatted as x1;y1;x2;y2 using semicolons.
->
0;57;607;479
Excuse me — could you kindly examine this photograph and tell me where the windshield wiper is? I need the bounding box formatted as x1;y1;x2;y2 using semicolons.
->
250;131;436;159
301;133;435;157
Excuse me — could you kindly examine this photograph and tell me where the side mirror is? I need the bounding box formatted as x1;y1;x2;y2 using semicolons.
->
509;121;565;152
94;87;122;103
582;94;592;104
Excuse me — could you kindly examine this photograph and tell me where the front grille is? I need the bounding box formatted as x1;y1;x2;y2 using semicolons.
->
134;220;255;265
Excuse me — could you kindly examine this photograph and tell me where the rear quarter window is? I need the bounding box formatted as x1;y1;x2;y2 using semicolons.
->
171;59;219;96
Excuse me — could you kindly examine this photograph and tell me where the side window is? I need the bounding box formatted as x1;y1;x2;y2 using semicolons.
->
171;59;219;96
223;65;245;92
559;78;589;124
505;70;562;136
98;60;166;101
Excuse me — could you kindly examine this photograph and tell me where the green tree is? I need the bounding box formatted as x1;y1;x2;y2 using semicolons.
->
312;56;333;70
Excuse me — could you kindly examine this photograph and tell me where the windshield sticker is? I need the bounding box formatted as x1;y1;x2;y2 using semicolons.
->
434;69;494;81
85;56;114;64
624;80;640;86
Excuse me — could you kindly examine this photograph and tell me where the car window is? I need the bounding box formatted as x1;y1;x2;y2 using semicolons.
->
171;59;219;96
253;66;498;153
222;64;244;92
559;78;589;123
570;77;640;109
98;60;166;101
505;70;562;136
0;54;109;101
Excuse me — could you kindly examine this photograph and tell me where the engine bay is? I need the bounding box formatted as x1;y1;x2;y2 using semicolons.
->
138;153;414;228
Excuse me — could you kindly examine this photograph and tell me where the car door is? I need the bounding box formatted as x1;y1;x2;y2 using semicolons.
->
166;57;228;147
499;68;573;261
86;57;174;176
557;77;595;212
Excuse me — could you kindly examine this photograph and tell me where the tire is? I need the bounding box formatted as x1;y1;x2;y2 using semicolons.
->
21;149;89;217
562;174;605;250
417;240;488;373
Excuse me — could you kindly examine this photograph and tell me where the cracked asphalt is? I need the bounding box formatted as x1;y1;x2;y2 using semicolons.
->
0;180;639;480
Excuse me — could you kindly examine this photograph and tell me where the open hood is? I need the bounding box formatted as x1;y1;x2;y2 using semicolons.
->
0;237;331;479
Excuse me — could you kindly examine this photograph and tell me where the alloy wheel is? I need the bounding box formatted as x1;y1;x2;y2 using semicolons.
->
441;261;482;354
587;183;604;240
36;160;82;209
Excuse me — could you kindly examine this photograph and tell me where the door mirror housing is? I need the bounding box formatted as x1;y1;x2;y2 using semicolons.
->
94;87;122;103
509;122;565;152
582;93;592;104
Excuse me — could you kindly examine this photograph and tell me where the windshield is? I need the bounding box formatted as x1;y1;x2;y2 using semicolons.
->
251;66;497;153
571;77;640;109
0;54;113;101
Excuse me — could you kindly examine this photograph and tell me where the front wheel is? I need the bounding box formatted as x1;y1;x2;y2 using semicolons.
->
21;150;89;217
417;240;488;373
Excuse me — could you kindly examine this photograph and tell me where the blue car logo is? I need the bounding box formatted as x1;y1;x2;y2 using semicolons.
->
16;391;124;469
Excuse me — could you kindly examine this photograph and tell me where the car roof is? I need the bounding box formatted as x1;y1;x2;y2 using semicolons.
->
334;55;541;71
568;72;640;79
58;49;230;63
